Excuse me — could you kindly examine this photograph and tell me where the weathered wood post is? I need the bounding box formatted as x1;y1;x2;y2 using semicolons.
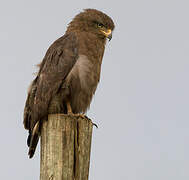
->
40;114;93;180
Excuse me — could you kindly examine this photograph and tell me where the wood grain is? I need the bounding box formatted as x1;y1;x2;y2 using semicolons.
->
40;114;93;180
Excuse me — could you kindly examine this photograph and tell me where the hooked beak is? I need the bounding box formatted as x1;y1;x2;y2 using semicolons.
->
107;32;112;41
101;29;112;41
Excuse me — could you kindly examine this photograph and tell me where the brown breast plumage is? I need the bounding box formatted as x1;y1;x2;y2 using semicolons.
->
66;54;100;113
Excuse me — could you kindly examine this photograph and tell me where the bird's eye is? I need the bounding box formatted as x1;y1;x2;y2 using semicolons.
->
97;23;104;28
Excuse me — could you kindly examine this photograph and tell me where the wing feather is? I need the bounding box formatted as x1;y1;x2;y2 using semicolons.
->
24;32;78;131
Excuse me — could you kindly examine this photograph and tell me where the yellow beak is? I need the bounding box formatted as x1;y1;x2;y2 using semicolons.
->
101;29;112;41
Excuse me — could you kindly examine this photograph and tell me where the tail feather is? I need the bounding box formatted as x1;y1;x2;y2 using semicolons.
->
28;121;40;158
28;136;39;158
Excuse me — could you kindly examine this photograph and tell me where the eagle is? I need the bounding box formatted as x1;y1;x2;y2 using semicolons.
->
23;9;115;158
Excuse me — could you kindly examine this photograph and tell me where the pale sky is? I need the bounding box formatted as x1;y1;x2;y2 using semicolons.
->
1;0;189;179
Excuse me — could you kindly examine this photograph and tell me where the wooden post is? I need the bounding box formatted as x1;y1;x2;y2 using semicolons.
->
40;114;93;180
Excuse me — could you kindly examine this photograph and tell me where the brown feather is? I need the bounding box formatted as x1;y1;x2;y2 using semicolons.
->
23;9;114;158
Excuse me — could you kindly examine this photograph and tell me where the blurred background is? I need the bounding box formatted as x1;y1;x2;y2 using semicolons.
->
0;0;189;179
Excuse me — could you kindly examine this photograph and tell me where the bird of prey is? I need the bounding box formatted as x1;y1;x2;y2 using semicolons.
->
23;9;115;158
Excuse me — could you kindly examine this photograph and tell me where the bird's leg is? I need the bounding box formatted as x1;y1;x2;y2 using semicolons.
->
66;100;73;115
66;100;88;119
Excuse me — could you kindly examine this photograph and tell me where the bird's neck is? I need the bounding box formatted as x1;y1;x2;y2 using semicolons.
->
74;31;105;60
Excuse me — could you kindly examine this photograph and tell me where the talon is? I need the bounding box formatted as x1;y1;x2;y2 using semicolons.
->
92;123;98;128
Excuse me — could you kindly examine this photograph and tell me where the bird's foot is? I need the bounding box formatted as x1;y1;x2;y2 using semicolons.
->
73;114;98;128
74;113;88;119
67;111;74;116
66;112;98;127
67;112;87;119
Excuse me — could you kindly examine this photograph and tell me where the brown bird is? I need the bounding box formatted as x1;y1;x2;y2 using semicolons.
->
23;9;115;158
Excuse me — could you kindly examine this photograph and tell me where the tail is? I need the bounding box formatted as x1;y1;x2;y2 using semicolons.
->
27;121;40;158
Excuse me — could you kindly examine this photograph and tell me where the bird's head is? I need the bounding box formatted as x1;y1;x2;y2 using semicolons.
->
66;9;115;41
